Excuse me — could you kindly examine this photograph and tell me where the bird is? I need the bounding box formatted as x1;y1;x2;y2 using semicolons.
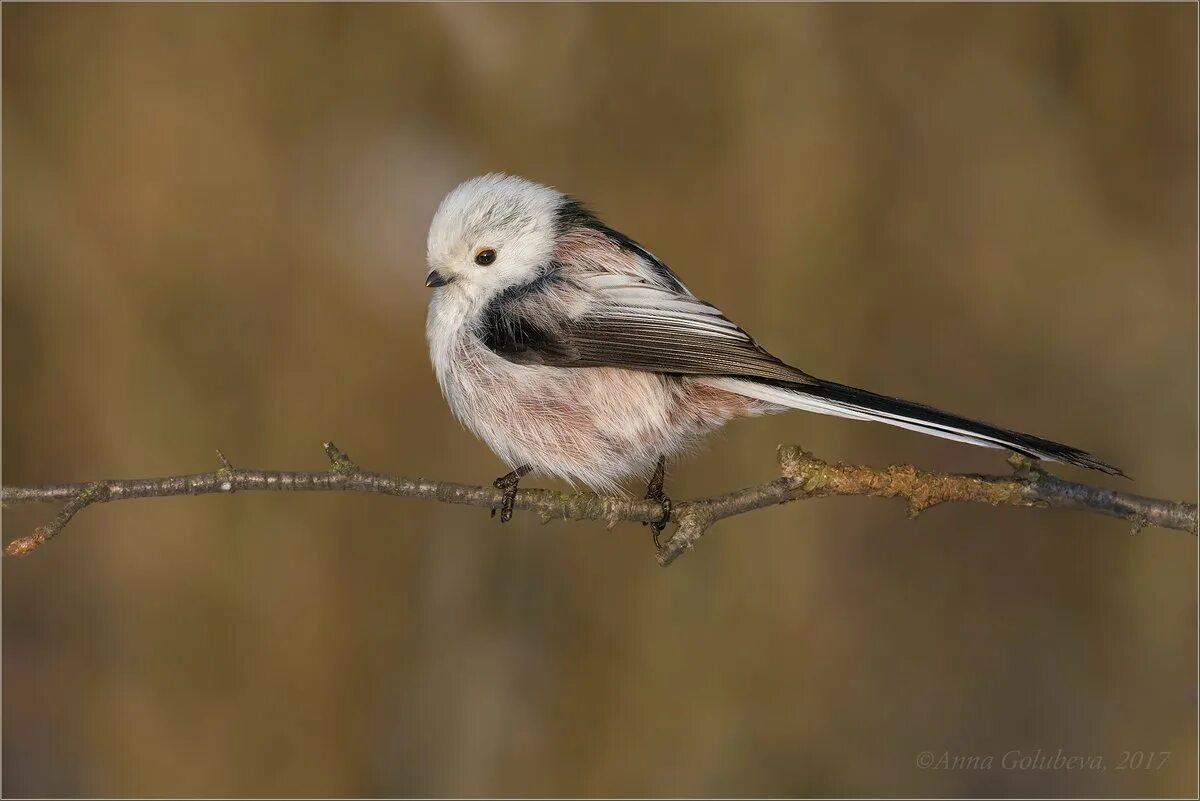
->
423;173;1122;545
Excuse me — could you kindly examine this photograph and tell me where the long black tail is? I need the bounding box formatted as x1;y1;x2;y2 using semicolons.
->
712;375;1126;477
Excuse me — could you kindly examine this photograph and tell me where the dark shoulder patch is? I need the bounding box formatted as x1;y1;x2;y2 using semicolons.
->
475;267;579;366
555;197;687;293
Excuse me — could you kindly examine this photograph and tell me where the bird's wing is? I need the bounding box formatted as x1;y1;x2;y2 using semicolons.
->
566;271;811;382
477;263;812;385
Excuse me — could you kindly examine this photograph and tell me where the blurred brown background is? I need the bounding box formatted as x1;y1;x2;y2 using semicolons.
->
3;3;1196;797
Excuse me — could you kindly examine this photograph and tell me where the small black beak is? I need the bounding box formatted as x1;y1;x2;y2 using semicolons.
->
425;270;450;288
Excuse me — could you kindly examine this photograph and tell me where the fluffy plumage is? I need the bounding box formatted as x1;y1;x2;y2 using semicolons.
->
425;174;1122;491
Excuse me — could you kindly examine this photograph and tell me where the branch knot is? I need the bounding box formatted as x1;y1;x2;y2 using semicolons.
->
323;442;359;475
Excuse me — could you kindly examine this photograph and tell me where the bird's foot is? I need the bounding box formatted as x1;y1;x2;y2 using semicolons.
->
492;464;532;523
644;455;673;549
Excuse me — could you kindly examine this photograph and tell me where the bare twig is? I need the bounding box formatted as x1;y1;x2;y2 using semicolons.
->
2;442;1195;566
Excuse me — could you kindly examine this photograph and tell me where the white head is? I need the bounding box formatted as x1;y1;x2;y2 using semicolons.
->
425;174;565;299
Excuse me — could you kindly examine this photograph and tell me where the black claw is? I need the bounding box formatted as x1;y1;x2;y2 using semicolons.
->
650;501;673;549
492;465;531;524
644;455;672;549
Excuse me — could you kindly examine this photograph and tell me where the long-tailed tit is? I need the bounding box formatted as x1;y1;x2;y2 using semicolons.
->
424;174;1121;541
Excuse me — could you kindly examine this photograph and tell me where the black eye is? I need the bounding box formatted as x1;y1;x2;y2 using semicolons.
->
474;248;497;266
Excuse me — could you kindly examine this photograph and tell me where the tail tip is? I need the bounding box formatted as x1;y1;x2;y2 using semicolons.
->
1040;450;1128;480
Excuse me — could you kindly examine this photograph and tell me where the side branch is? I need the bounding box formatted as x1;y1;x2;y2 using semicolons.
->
2;442;1195;566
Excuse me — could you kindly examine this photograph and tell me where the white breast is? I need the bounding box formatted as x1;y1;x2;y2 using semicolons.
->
428;291;676;490
426;288;775;491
